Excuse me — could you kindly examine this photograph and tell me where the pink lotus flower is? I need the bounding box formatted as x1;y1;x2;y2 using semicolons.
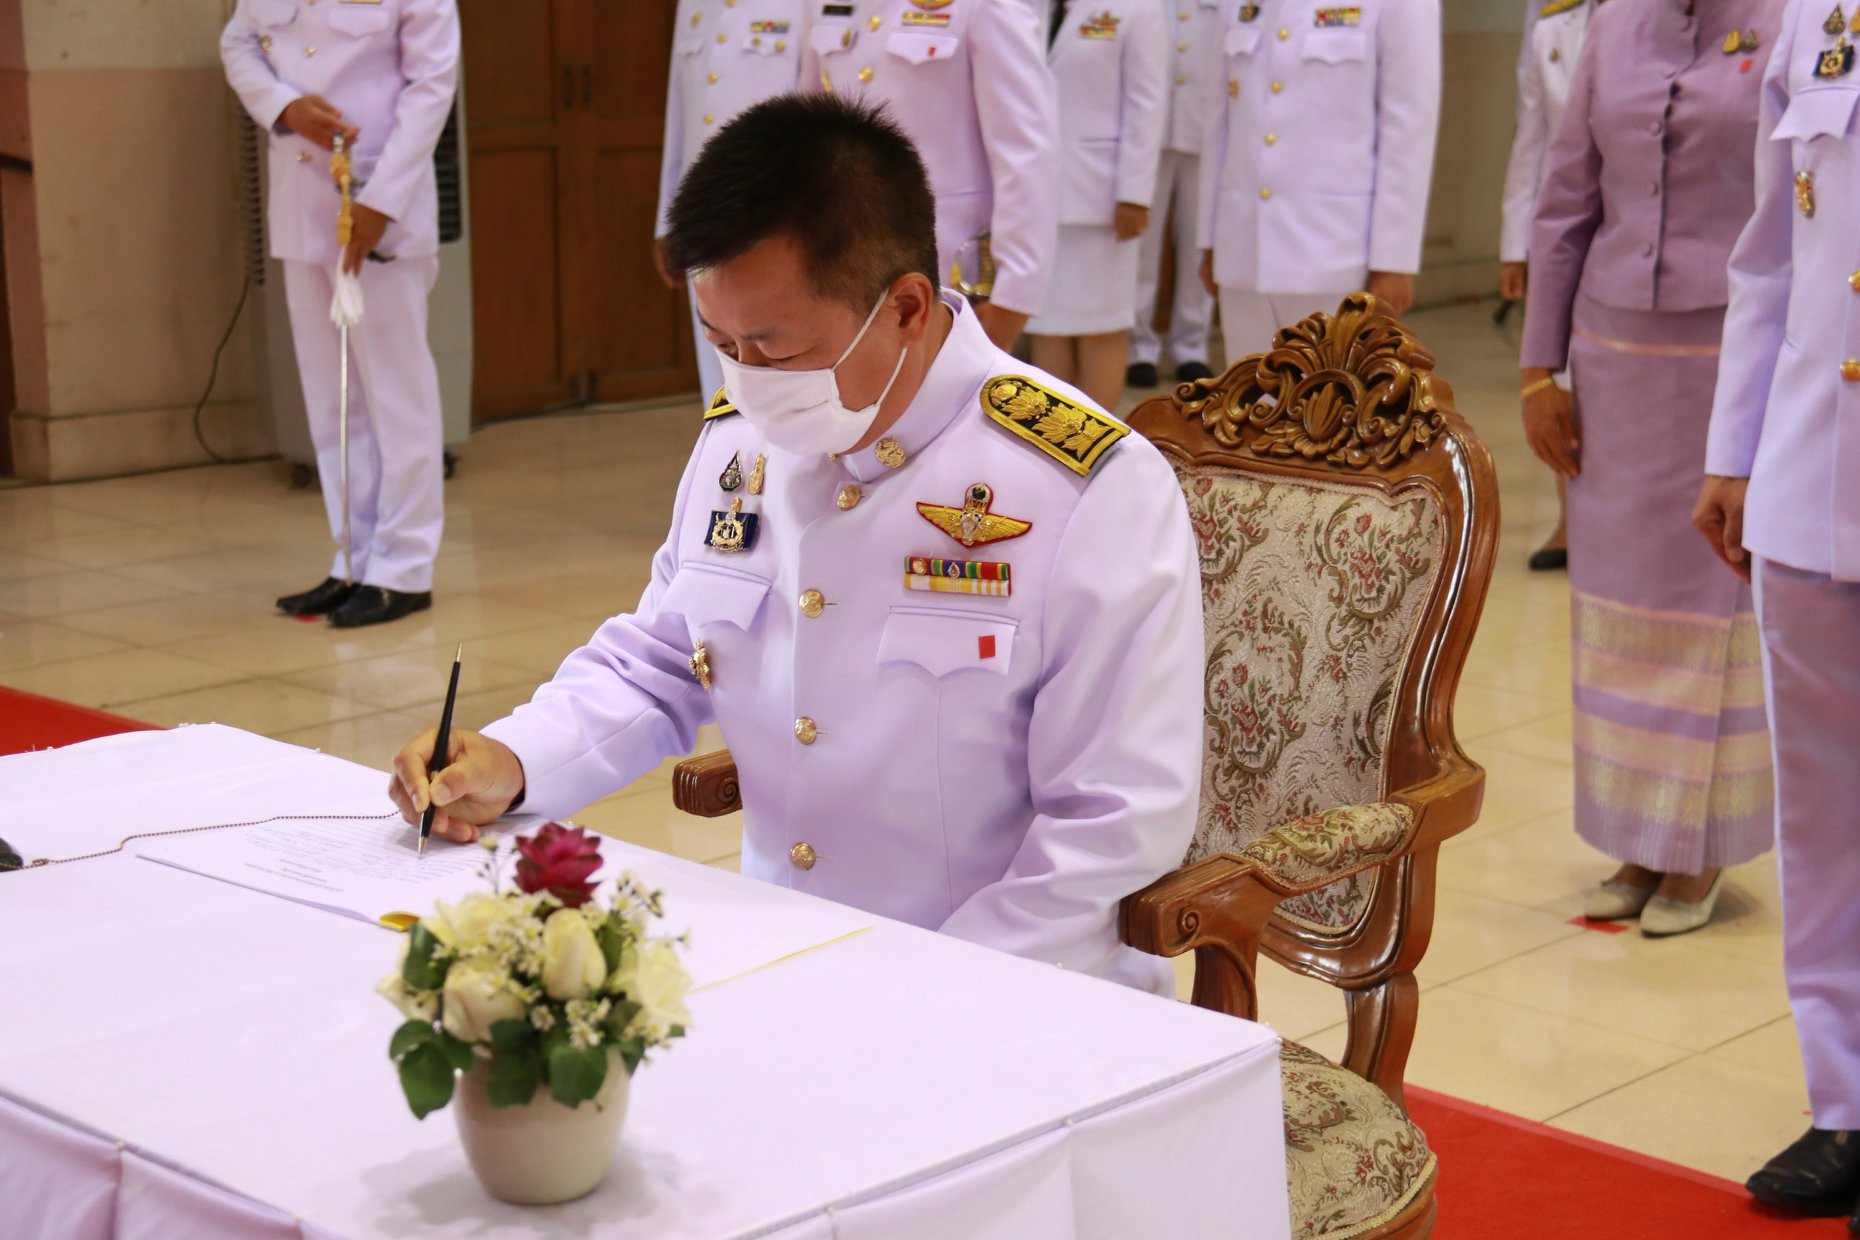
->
514;823;603;908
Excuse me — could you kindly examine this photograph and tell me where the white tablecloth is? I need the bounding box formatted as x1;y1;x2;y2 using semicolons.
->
0;726;1290;1239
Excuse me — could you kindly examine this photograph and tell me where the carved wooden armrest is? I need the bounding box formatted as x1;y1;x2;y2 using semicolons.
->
672;749;742;817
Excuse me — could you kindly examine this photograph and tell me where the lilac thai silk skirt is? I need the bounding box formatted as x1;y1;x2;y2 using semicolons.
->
1564;294;1773;873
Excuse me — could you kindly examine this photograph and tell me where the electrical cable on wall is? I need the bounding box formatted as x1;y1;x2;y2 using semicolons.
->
190;273;252;465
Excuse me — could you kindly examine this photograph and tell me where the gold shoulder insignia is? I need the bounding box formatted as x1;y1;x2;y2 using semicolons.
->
980;375;1128;477
1539;0;1583;18
704;386;738;421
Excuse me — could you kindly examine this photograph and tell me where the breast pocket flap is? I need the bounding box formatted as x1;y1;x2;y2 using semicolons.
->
879;608;1016;678
1773;88;1860;143
809;21;853;56
1302;28;1367;64
327;7;392;37
661;564;773;633
886;31;960;64
1224;27;1261;56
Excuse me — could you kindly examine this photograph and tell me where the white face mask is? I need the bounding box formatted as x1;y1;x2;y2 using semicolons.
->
716;290;909;456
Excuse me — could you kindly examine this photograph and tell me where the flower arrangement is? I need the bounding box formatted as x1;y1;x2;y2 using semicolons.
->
378;823;691;1119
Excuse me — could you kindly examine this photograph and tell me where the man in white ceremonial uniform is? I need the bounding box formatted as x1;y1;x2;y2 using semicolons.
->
655;0;804;402
221;0;458;628
1497;0;1589;573
1128;0;1223;389
391;96;1203;995
1026;0;1168;411
799;0;1061;352
1697;0;1860;1223
1196;0;1441;349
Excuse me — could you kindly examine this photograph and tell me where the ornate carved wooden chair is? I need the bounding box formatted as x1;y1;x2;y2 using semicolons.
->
673;294;1497;1240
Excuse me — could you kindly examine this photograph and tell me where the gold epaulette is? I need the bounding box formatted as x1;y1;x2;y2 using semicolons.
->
704;387;738;421
1539;0;1582;18
980;375;1128;477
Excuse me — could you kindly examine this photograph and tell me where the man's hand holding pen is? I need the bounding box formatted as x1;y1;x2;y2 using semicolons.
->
389;728;526;845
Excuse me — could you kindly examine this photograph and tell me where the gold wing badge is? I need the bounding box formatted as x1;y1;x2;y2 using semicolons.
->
981;375;1128;476
917;482;1032;548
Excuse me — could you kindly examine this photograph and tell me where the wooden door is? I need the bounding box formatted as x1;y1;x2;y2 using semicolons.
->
461;0;695;422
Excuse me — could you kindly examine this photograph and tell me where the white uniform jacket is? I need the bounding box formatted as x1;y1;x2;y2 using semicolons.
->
1708;0;1860;581
800;1;1062;317
1165;0;1228;155
483;295;1204;994
1047;0;1170;224
1499;0;1592;263
657;0;806;237
221;0;460;267
1197;0;1441;292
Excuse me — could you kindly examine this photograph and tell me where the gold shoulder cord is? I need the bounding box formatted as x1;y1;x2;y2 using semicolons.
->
10;811;401;870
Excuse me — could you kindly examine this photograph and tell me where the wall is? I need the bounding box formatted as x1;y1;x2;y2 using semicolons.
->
1417;0;1528;304
2;0;270;482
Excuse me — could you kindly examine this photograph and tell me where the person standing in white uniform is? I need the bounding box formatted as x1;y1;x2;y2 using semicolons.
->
1498;0;1591;573
655;1;805;402
1129;0;1223;389
1026;0;1168;410
800;0;1061;351
389;96;1204;995
1196;0;1441;350
221;0;459;628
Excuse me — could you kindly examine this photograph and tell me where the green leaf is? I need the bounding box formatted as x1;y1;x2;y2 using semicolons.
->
597;917;627;975
602;1000;641;1042
618;1035;647;1076
436;1031;477;1073
488;1018;534;1051
388;1019;434;1062
401;923;449;991
539;1020;572;1060
547;1042;608;1107
486;1044;542;1107
668;1024;686;1040
397;1042;457;1120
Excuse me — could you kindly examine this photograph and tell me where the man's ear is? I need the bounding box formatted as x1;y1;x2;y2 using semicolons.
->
892;273;940;348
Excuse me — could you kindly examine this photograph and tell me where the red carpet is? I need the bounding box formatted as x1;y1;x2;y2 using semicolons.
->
1412;1086;1850;1237
0;686;155;756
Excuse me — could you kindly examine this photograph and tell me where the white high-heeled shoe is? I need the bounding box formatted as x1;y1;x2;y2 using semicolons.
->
1640;871;1727;938
1583;879;1658;921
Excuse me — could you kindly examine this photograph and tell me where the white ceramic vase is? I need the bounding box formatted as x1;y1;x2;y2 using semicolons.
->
453;1050;630;1205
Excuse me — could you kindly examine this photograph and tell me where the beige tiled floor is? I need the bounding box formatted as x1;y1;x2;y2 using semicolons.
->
0;302;1808;1185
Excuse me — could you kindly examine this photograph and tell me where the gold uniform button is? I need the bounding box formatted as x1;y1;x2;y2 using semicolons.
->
1849;270;1860;292
1178;40;1189;51
1228;78;1238;98
752;35;763;46
1277;26;1290;39
260;35;272;51
692;11;702;25
858;66;874;83
794;716;819;744
703;113;715;124
1844;360;1860;382
709;72;719;84
717;32;727;43
1176;73;1188;85
1265;133;1277;145
304;45;316;56
789;842;817;870
1179;7;1190;18
869;13;883;29
1259;187;1273;200
836;483;863;510
799;588;826;618
822;70;833;92
875;437;906;468
1271;80;1284;93
776;39;787;50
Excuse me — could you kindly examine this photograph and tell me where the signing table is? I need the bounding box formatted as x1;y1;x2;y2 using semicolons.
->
0;726;1290;1239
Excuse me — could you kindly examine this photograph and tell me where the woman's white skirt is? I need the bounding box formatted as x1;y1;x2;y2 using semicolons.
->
1027;224;1141;336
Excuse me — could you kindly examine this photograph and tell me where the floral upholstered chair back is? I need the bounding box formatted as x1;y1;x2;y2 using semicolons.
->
1131;294;1492;939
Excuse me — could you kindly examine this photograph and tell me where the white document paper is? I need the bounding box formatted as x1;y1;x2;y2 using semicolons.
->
139;815;494;927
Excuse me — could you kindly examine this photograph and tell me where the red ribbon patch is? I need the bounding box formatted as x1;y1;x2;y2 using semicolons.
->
978;634;997;659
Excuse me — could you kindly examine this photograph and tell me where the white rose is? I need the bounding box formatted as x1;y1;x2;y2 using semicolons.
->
376;973;438;1022
431;892;518;953
541;908;607;1002
614;938;691;1035
441;960;528;1043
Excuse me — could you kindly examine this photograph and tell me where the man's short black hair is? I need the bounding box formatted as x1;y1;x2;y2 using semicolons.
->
664;94;940;311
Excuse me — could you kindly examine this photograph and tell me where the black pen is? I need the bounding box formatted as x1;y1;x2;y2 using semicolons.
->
420;644;463;858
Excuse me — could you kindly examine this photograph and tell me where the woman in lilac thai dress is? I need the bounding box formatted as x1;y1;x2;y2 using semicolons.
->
1521;0;1778;934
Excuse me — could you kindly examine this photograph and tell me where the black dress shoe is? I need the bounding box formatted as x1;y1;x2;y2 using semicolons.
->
1747;1128;1860;1216
1175;360;1215;382
1125;362;1158;388
328;585;433;629
277;577;358;616
1527;547;1569;572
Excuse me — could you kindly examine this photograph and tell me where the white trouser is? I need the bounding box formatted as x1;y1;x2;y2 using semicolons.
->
688;283;723;401
1216;286;1353;360
283;257;445;594
1130;149;1213;368
1754;557;1860;1128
